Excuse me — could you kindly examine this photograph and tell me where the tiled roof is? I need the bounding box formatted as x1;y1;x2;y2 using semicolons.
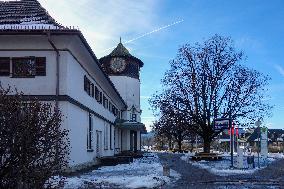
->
0;0;63;29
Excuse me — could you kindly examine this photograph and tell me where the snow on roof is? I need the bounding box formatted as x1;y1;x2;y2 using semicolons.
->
0;0;65;29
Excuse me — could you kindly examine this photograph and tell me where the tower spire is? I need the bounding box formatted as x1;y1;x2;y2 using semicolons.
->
120;37;122;44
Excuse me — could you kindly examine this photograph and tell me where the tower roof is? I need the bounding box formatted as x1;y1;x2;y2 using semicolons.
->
0;0;63;29
100;41;144;67
110;42;131;57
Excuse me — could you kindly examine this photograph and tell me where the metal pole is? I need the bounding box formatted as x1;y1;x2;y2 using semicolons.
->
258;126;260;168
230;113;233;168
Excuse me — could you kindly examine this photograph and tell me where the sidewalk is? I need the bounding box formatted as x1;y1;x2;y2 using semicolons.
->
158;153;284;189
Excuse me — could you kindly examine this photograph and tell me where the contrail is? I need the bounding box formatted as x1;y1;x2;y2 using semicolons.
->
102;19;184;52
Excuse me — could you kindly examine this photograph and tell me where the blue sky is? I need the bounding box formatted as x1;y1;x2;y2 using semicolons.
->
38;0;284;130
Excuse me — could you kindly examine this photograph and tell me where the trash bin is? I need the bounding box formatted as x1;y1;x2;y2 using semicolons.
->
247;155;255;168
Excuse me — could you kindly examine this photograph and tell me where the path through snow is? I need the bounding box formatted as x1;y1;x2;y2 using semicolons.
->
62;153;180;189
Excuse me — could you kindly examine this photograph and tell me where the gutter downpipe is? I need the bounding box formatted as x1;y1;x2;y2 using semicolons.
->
47;32;60;110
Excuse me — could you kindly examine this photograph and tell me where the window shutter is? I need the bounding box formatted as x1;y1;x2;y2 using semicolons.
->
0;57;10;76
35;57;46;76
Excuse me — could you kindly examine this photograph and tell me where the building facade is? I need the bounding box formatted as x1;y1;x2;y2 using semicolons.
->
0;0;146;169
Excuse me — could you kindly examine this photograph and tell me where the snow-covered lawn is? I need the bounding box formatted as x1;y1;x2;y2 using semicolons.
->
53;153;180;189
181;152;284;176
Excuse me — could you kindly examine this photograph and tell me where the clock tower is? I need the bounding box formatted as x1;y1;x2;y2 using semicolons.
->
99;40;145;151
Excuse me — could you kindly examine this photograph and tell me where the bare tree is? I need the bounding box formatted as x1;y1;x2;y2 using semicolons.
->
150;35;271;153
0;87;70;189
152;111;192;151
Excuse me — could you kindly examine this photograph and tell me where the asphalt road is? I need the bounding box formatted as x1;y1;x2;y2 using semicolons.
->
158;153;284;189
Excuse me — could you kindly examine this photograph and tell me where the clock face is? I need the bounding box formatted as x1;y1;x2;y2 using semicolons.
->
110;57;126;73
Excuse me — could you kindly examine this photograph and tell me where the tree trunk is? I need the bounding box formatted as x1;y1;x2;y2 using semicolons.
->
190;140;194;152
178;140;182;151
168;140;172;151
203;138;211;153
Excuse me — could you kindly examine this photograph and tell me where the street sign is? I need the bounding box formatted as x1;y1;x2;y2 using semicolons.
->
214;118;230;130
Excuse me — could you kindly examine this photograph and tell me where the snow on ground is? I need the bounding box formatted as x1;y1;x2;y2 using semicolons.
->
62;153;180;189
180;152;284;176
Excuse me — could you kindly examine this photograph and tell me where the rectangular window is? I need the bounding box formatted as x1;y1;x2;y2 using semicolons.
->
110;125;113;150
84;76;91;95
99;92;103;104
112;105;115;115
35;57;46;76
0;57;10;76
87;113;93;151
104;122;109;150
105;98;109;109
103;95;106;108
132;114;137;122
12;57;36;78
95;86;99;101
109;102;112;112
91;83;94;97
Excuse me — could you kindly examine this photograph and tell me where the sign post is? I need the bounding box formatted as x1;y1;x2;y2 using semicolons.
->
214;117;233;167
260;127;268;164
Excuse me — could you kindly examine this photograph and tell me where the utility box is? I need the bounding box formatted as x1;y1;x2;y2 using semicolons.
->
236;147;244;169
163;164;170;177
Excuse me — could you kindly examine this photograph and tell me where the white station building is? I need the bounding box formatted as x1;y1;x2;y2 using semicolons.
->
0;0;146;169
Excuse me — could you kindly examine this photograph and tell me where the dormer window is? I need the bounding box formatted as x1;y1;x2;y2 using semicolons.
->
131;114;137;122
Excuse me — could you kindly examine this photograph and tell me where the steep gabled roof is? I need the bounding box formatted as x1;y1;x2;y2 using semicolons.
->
0;0;63;29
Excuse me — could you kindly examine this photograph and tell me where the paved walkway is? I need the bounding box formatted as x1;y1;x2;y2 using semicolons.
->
158;153;284;189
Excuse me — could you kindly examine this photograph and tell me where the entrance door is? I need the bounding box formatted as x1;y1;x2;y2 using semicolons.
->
96;131;102;158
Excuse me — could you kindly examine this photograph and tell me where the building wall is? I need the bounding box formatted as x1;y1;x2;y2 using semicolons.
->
0;35;125;166
65;52;118;122
0;50;58;94
121;129;131;151
63;101;118;166
0;34;142;168
109;76;141;122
